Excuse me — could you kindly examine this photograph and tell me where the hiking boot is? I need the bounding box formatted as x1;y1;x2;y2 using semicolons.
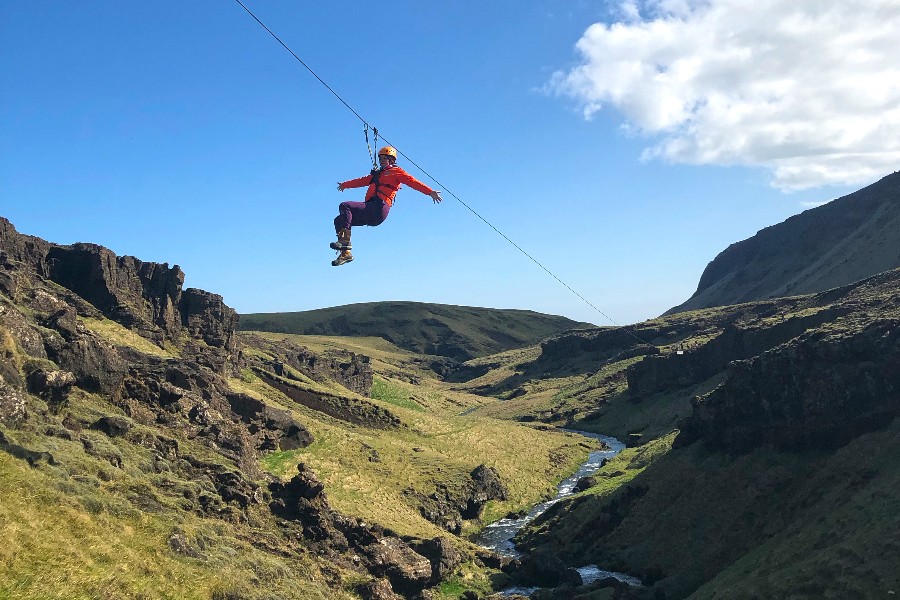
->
329;229;352;251
331;250;353;267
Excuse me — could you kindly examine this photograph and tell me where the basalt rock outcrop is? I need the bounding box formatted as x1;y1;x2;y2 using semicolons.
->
410;464;508;534
669;269;900;454
1;217;236;372
516;267;900;600
0;217;462;598
677;316;900;454
241;334;373;397
250;366;401;430
270;463;439;597
626;302;847;400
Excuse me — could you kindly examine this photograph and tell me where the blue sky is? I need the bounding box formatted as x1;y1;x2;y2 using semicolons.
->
3;1;897;325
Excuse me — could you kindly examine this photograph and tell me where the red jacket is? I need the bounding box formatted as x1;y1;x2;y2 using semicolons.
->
340;165;434;207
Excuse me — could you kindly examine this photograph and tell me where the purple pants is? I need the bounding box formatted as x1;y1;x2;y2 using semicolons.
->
334;200;390;233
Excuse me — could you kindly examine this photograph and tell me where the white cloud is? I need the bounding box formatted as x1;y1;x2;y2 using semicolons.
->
549;0;900;190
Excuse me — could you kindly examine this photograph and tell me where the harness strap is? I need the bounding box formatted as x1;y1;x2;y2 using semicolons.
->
367;167;383;202
364;125;379;169
366;168;401;204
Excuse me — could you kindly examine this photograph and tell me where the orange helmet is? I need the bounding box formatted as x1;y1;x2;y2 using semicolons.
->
378;146;397;160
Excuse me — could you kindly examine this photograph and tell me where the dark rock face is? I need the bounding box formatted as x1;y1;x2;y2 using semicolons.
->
242;335;373;397
180;288;237;351
627;305;846;400
26;368;76;407
678;318;900;454
45;244;185;338
413;464;508;533
1;217;237;364
225;392;313;451
409;537;463;584
362;536;433;594
270;463;439;597
356;579;403;600
252;367;399;430
46;332;128;395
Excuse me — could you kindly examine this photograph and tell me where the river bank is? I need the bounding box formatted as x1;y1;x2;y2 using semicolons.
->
473;430;642;596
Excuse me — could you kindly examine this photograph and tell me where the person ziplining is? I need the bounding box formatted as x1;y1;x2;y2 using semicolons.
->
234;0;637;335
330;146;442;266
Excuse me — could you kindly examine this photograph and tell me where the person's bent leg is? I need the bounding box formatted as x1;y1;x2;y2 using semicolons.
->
334;200;366;233
362;200;391;227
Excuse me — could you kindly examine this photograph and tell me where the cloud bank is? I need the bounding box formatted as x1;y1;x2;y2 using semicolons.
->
549;0;900;190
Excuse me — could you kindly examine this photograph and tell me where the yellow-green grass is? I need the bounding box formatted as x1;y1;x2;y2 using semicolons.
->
0;440;351;600
574;430;678;498
81;317;175;359
453;352;698;443
245;370;594;540
371;377;426;412
450;345;543;391
242;332;436;381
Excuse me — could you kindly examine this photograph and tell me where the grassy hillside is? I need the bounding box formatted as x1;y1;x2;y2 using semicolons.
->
234;333;595;539
7;213;900;599
0;321;596;599
490;269;900;599
0;217;602;600
238;301;594;361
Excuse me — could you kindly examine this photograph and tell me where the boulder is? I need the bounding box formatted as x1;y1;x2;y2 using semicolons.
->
26;368;76;407
574;476;596;492
91;415;133;437
513;550;582;588
179;288;237;351
0;376;27;425
464;464;508;519
362;537;432;595
409;536;462;583
356;578;402;600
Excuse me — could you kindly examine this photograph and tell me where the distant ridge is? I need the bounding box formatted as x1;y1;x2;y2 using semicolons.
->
667;170;900;315
239;301;594;361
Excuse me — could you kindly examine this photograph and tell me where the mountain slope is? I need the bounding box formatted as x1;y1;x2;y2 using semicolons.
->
502;267;900;599
667;170;900;314
0;216;594;600
239;302;594;361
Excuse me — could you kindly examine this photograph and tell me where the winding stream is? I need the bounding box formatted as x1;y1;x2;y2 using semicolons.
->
473;430;641;595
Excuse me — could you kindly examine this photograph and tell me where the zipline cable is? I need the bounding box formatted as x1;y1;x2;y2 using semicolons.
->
232;0;648;338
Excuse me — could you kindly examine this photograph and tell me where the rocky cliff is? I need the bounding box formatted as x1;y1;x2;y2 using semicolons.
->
667;170;900;315
512;267;900;599
0;217;465;599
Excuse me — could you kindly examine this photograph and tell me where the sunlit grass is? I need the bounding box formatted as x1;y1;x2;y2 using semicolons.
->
81;317;174;358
